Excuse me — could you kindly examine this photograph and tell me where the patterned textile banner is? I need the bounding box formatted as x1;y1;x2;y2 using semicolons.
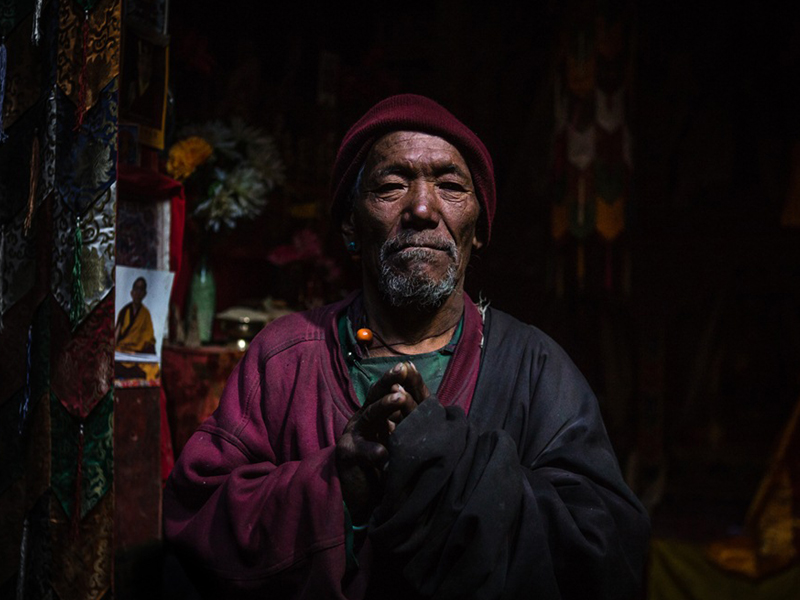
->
55;78;117;217
1;4;44;129
551;0;633;294
52;183;115;319
56;0;120;114
0;0;120;597
51;294;114;418
50;389;112;520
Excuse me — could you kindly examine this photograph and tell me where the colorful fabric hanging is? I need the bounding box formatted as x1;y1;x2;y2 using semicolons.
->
74;10;90;129
0;41;7;142
551;202;569;241
552;0;633;293
0;96;49;227
567;168;597;239
1;6;51;132
596;13;624;59
0;388;26;494
596;196;626;242
0;283;38;405
566;123;596;170
31;0;42;45
50;390;113;521
55;79;117;216
0;466;26;584
51;294;113;419
595;88;624;132
24;130;39;234
14;492;51;600
1;0;120;595
78;184;115;309
1;89;59;235
69;215;84;327
18;323;32;435
52;184;115;321
566;31;595;98
0;391;51;585
14;299;51;445
57;0;120;117
594;158;625;203
50;490;112;600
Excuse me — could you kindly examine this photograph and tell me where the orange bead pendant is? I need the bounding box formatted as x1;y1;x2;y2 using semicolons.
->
356;328;373;343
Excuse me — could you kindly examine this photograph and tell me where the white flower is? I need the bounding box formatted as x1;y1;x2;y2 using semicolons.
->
175;119;285;233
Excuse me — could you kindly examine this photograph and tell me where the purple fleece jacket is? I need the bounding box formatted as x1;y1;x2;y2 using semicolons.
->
163;292;484;598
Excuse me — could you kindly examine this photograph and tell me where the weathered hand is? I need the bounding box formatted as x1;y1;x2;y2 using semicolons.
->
365;361;430;430
336;362;429;523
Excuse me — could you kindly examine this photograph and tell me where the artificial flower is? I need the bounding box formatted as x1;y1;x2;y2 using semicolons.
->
166;136;213;181
167;119;285;233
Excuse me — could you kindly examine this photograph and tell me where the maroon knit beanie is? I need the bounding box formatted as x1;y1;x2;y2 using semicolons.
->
330;94;496;244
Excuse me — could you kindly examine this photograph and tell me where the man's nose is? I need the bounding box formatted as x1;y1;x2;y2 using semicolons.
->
403;180;440;229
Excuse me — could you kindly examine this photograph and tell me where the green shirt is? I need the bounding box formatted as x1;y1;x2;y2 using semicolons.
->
338;312;463;405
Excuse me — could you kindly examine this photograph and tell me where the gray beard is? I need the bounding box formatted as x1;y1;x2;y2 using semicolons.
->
377;235;460;309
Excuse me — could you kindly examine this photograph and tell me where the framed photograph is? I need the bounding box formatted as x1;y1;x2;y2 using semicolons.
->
115;266;174;383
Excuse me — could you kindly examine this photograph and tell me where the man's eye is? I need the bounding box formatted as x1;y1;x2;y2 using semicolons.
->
373;183;405;193
439;182;467;192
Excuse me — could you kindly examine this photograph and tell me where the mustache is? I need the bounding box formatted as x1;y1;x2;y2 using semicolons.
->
380;232;458;260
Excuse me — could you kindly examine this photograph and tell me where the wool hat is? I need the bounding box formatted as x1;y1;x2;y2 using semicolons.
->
330;94;496;244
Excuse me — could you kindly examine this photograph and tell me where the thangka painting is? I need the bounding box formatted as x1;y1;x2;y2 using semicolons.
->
119;23;168;149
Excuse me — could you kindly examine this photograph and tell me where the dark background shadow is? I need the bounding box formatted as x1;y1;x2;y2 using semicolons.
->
166;0;800;551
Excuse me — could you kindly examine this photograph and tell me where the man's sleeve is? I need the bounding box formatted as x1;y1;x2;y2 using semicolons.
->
367;333;651;600
162;344;349;599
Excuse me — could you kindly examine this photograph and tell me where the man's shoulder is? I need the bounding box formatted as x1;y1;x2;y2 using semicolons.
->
481;305;581;377
247;296;352;358
484;306;560;352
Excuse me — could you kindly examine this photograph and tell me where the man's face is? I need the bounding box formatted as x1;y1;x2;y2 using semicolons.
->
348;131;482;309
131;280;147;306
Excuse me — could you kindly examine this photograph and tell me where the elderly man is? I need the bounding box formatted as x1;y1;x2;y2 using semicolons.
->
164;94;650;599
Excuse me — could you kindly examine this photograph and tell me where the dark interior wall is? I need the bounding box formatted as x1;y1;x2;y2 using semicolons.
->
168;0;560;312
167;0;800;534
626;1;800;531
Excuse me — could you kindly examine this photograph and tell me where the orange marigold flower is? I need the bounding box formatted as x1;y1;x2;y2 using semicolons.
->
166;136;213;181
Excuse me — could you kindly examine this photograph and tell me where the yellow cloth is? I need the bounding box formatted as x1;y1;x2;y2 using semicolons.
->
116;303;157;354
648;538;800;600
596;196;626;241
115;303;159;381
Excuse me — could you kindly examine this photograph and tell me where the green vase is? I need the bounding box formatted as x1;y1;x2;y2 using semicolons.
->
189;255;216;343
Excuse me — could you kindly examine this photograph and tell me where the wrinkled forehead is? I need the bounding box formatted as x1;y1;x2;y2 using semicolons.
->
361;131;473;179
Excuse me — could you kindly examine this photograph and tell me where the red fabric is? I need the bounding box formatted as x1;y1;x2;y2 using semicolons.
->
51;294;114;418
330;94;497;243
116;165;187;301
163;292;483;596
160;387;175;486
160;344;245;457
170;188;186;274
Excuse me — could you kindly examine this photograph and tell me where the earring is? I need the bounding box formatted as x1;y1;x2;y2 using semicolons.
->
347;241;360;253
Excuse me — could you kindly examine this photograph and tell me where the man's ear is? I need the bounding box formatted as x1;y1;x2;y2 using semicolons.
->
341;211;357;246
472;233;484;251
